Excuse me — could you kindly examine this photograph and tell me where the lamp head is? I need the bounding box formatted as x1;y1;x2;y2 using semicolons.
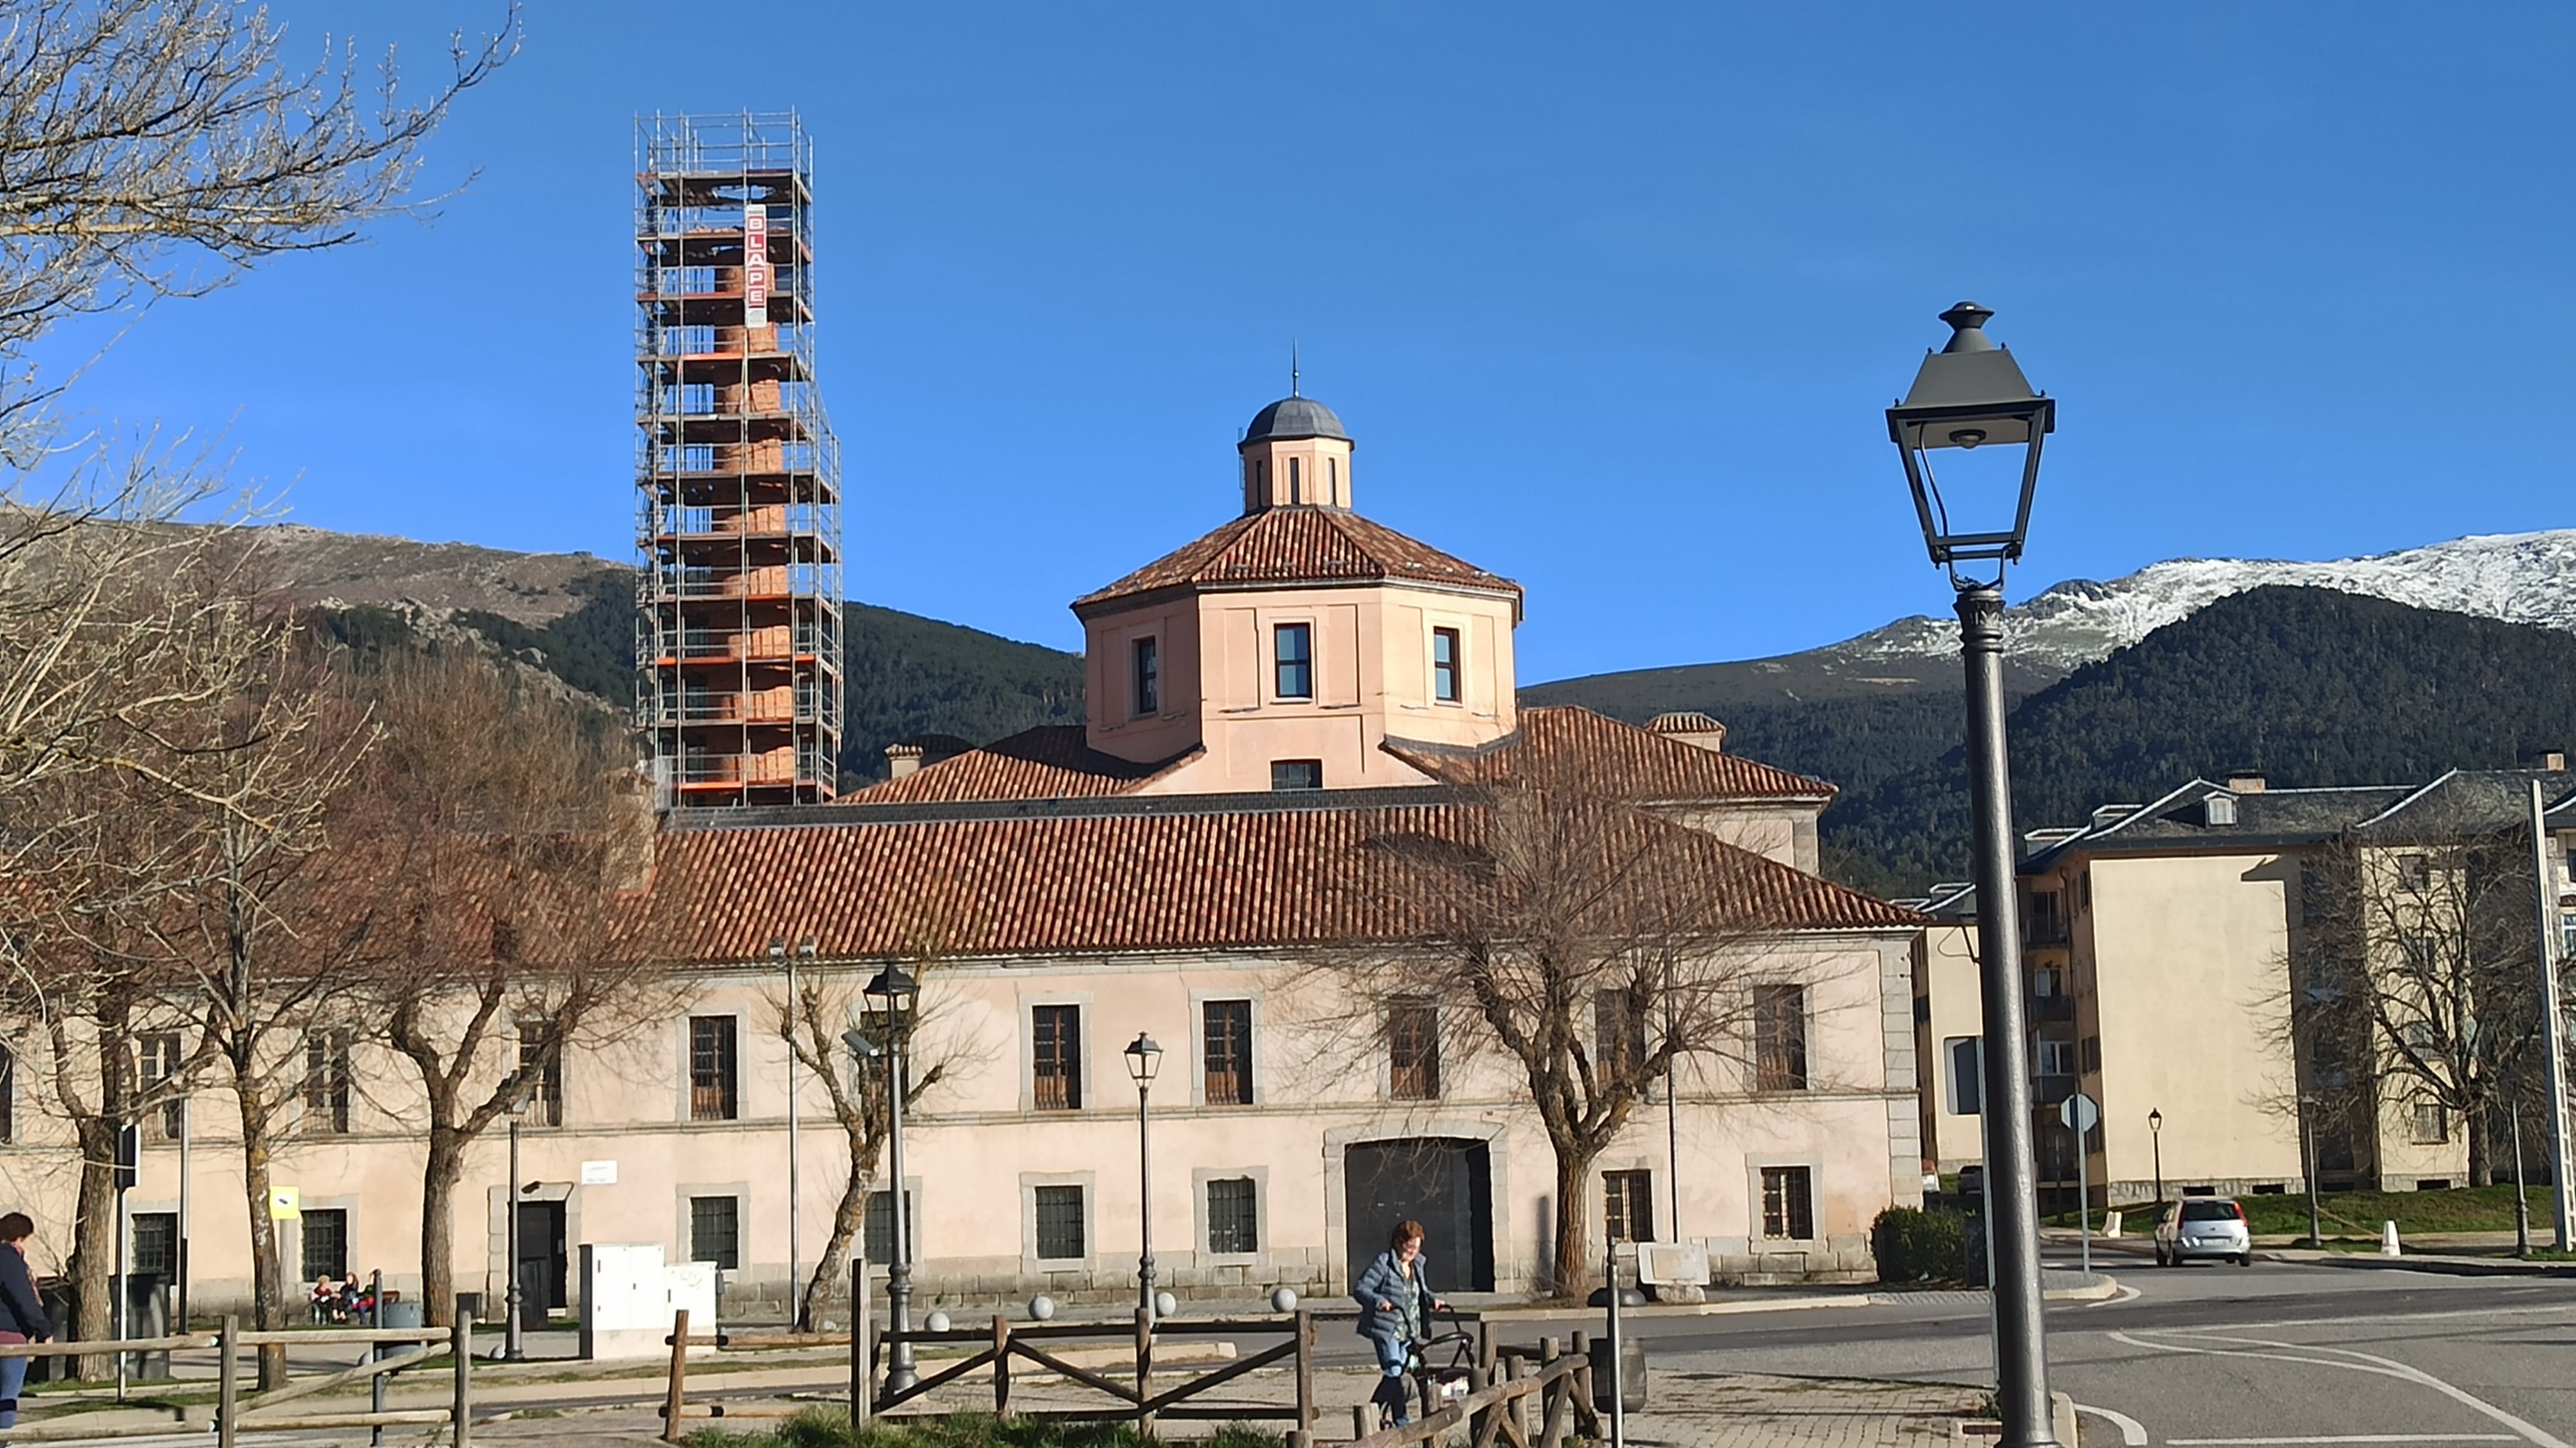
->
863;962;920;1017
765;937;788;962
797;937;819;959
2149;1108;2163;1131
1123;1031;1163;1085
1886;301;2055;579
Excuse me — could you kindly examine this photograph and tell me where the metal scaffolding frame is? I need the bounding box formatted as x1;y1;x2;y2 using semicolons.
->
633;111;845;807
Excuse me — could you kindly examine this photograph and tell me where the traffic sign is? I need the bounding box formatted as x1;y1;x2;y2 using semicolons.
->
2060;1092;2100;1134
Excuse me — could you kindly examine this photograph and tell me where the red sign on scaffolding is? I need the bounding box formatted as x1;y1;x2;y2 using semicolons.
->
743;202;770;329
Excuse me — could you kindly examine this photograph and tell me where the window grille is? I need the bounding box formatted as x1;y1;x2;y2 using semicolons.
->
1034;1186;1086;1260
1760;1166;1813;1240
689;1017;738;1121
1753;986;1809;1090
1207;1177;1258;1254
1033;1006;1083;1111
1203;1001;1253;1105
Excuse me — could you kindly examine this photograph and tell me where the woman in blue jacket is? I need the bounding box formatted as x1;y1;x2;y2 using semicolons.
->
0;1213;51;1432
1353;1220;1447;1427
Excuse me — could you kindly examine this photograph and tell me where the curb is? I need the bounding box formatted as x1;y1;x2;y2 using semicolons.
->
1482;1295;1871;1323
2297;1252;2576;1278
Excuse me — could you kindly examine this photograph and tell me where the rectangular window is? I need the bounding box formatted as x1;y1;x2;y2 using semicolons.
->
132;1212;177;1279
2411;1102;2450;1144
301;1207;349;1282
1132;637;1159;717
0;1044;16;1143
1207;1177;1258;1254
1432;628;1462;703
689;1195;740;1270
1753;985;1808;1091
689;1016;738;1121
1594;989;1646;1075
1033;1185;1086;1260
1388;1000;1441;1100
2032;966;2063;998
517;1019;563;1127
1603;1170;1655;1245
1032;1005;1083;1111
1760;1166;1814;1240
1270;758;1323;791
2037;1035;2079;1077
1203;1000;1253;1105
1289;456;1303;505
2080;1035;2102;1075
863;1189;914;1266
1945;1037;1981;1115
140;1031;184;1141
1274;623;1313;699
304;1030;352;1133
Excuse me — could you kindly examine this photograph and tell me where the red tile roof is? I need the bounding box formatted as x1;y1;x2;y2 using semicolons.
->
840;727;1196;805
1386;707;1835;802
641;798;1920;963
1072;508;1521;615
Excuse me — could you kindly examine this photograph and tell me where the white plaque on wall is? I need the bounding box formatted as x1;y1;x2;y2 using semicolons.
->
580;1160;618;1186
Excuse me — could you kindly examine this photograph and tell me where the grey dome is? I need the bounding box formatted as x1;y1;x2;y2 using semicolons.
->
1242;395;1348;446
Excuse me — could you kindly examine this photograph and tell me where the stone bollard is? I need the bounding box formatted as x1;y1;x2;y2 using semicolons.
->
2380;1220;2402;1257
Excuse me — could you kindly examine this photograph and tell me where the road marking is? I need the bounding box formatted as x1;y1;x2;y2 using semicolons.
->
2168;1437;2519;1445
2109;1330;2572;1448
2174;1422;2514;1432
2084;1284;2144;1308
2075;1402;2149;1446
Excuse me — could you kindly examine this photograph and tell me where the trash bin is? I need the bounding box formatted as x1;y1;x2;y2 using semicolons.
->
30;1280;71;1384
123;1273;172;1380
1588;1335;1647;1412
380;1299;424;1330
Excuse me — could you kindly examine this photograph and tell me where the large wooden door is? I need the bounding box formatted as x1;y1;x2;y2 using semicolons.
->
1343;1138;1495;1292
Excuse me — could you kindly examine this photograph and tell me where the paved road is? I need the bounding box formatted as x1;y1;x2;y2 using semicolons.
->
1620;1245;2576;1447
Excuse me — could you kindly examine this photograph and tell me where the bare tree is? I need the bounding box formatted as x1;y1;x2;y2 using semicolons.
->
1335;752;1813;1297
2293;816;2542;1187
348;650;662;1327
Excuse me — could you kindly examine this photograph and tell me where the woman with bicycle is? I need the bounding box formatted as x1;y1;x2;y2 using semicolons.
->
1354;1220;1448;1427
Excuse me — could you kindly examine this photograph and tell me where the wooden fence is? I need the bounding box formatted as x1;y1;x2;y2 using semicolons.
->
0;1303;474;1445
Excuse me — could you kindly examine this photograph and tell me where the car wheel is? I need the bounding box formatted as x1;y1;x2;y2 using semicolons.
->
2236;1253;2252;1266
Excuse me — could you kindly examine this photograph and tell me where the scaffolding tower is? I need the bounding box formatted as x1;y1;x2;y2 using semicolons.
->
635;111;843;807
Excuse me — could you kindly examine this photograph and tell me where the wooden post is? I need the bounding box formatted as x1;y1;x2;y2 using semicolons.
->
216;1315;238;1448
452;1303;474;1448
1569;1329;1599;1439
1293;1308;1316;1441
1468;1322;1495;1441
992;1314;1012;1417
1352;1405;1373;1441
660;1308;689;1445
1538;1338;1567;1448
1133;1306;1156;1438
852;1256;871;1426
1504;1353;1527;1448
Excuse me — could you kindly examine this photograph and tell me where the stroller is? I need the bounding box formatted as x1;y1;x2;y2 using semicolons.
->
1374;1303;1479;1429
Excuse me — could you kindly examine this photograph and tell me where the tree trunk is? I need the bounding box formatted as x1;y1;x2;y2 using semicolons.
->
801;1162;870;1330
2467;1108;2492;1187
1548;1143;1602;1300
236;1082;287;1388
418;1127;465;1328
65;1114;120;1379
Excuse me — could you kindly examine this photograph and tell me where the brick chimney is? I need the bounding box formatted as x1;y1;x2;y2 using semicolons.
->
1648;711;1728;754
2226;771;2266;794
885;742;925;780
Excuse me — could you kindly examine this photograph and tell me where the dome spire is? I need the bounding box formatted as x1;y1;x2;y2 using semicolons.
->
1291;341;1300;398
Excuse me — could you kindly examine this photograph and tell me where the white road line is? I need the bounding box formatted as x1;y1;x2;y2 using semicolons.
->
2085;1284;2144;1308
2174;1422;2514;1432
2109;1330;2573;1448
2169;1436;2519;1444
2075;1402;2149;1446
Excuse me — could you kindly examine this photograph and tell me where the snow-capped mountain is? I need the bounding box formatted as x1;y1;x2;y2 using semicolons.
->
1831;529;2576;677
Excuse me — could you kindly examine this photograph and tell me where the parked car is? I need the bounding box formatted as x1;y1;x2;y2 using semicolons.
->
2154;1197;2253;1266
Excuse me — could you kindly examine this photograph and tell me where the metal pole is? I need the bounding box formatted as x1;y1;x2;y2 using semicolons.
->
2149;1119;2161;1209
2074;1124;2090;1278
2526;780;2574;1250
177;1098;191;1332
2513;1110;2531;1259
1955;584;2058;1448
1663;985;1681;1244
2301;1097;2323;1248
883;1025;916;1392
1604;1234;1625;1448
115;1175;128;1401
1137;1079;1155;1317
787;952;802;1330
503;1117;523;1361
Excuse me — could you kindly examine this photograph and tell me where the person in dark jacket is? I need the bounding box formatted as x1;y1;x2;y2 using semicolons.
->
0;1212;51;1431
1352;1220;1447;1427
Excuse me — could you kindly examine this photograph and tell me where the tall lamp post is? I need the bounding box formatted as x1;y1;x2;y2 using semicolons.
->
502;1089;531;1361
1123;1034;1163;1317
1887;300;2061;1448
2148;1109;2164;1207
861;964;920;1392
771;936;821;1329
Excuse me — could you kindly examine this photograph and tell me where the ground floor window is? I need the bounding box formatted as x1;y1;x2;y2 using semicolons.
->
1760;1166;1813;1241
1034;1185;1086;1261
301;1209;348;1283
690;1195;740;1271
133;1212;177;1279
1603;1170;1655;1244
1207;1177;1258;1254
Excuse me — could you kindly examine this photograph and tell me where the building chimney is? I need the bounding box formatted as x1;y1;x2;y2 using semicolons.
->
1647;711;1728;754
2543;751;2568;773
2226;771;2266;794
885;742;924;780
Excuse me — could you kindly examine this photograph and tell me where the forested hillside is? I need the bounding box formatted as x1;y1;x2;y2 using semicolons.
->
1817;587;2576;893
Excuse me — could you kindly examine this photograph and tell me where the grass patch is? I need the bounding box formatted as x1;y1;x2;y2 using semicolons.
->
690;1411;1289;1448
2046;1187;2553;1238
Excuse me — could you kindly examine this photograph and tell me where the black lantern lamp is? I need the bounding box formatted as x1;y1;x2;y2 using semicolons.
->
863;962;920;1029
1887;302;2056;580
1123;1033;1164;1085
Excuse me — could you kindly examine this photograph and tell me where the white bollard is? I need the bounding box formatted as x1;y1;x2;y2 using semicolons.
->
2380;1220;2402;1257
2103;1210;2124;1240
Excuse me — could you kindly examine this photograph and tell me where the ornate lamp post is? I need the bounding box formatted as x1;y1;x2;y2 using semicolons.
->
1123;1034;1164;1317
861;964;920;1391
770;936;821;1329
1887;300;2060;1448
502;1089;531;1361
2148;1109;2164;1207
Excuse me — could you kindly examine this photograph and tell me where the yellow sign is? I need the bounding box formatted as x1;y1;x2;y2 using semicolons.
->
268;1186;300;1221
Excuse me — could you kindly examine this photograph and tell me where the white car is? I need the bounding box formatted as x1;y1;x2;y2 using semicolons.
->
2154;1197;2253;1266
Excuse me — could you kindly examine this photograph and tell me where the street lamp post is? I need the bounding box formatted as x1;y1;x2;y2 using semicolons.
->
772;936;822;1329
503;1089;531;1361
1887;301;2061;1448
862;965;920;1392
2299;1093;2324;1249
1123;1034;1164;1318
2148;1109;2163;1207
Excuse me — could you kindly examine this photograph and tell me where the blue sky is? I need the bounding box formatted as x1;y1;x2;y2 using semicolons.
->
36;3;2576;682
